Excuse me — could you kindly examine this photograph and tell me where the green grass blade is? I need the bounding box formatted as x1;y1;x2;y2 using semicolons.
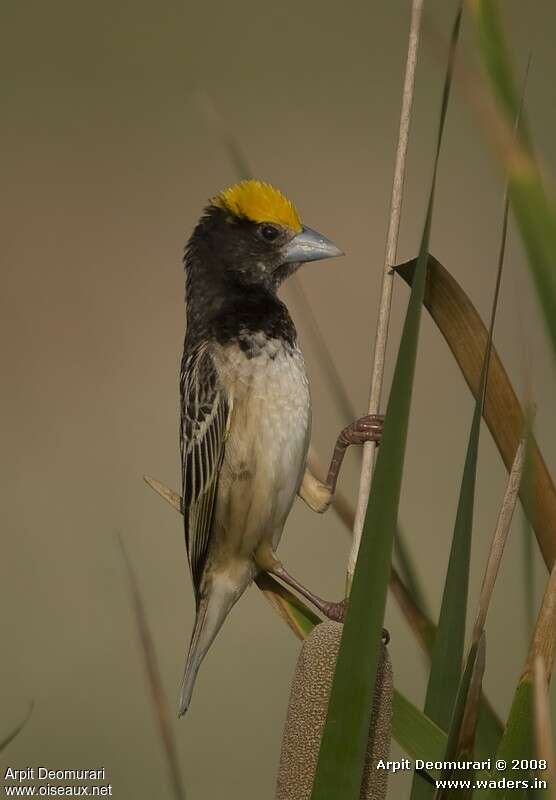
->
486;680;535;800
410;386;484;800
468;1;531;148
469;0;556;357
437;636;486;799
392;690;447;780
482;563;556;799
475;700;503;763
427;392;481;724
309;9;462;800
413;36;516;798
412;269;500;799
390;534;502;759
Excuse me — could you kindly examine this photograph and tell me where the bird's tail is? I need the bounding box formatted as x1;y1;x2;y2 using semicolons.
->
178;574;240;717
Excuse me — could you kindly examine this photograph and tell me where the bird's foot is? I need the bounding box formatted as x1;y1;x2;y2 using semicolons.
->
264;561;390;643
320;598;349;622
320;598;390;643
325;414;385;493
339;414;385;448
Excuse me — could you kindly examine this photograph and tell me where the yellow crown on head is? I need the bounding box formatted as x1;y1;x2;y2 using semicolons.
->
212;179;302;233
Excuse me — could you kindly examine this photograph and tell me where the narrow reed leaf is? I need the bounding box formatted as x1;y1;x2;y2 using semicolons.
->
453;637;487;768
117;536;187;800
396;256;556;569
467;1;531;148
483;563;556;799
369;524;498;765
468;0;556;357
413;56;513;793
436;636;486;800
0;704;33;753
485;680;535;799
411;393;483;800
475;702;504;768
392;691;447;779
310;9;462;799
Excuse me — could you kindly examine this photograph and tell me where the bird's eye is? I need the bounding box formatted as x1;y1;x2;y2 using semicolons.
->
260;224;279;241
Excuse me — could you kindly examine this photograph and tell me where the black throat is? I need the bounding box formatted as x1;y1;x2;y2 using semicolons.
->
183;232;297;355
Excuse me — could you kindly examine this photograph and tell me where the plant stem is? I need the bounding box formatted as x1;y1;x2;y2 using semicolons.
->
347;0;424;590
471;439;525;643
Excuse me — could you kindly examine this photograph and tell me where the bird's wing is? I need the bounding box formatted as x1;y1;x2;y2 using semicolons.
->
180;342;230;597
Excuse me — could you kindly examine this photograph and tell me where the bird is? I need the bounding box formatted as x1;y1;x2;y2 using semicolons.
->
178;179;383;716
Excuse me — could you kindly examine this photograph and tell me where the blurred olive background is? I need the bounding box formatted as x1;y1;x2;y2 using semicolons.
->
2;1;555;797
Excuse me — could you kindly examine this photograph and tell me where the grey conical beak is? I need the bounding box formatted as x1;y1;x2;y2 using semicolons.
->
281;225;344;265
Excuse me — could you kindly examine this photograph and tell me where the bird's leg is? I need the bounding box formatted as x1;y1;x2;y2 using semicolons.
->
268;561;390;641
298;415;385;513
271;565;348;623
254;543;348;622
254;545;390;641
325;414;384;494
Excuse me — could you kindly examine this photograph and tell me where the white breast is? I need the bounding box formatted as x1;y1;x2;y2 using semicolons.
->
212;337;311;556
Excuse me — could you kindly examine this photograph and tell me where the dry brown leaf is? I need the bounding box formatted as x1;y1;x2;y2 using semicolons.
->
397;255;556;569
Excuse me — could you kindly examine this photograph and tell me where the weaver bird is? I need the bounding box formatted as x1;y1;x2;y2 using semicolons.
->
179;180;383;716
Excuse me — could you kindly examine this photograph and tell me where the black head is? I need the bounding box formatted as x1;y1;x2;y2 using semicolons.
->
185;180;343;293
